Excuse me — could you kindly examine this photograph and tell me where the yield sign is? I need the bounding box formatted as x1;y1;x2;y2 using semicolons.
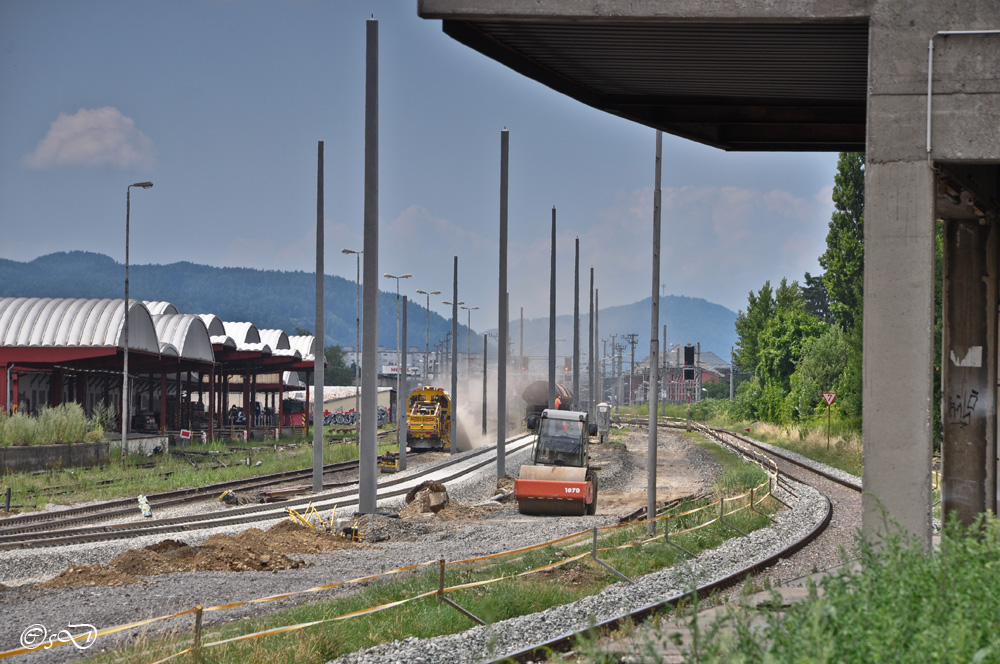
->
822;392;838;407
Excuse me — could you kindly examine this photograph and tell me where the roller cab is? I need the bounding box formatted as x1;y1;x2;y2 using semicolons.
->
516;409;598;516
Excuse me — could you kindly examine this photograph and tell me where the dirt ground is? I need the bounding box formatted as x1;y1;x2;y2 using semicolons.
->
34;427;715;590
591;427;717;516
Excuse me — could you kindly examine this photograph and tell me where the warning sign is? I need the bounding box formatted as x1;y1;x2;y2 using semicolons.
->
180;429;192;439
822;392;838;407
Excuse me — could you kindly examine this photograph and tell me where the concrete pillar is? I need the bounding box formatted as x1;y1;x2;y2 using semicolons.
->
942;219;997;525
863;1;1000;546
862;160;936;545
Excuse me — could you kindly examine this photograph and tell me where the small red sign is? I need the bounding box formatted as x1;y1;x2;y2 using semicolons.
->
822;392;838;407
180;429;191;439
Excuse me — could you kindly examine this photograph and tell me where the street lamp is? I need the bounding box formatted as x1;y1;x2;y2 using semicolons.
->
342;249;362;440
384;273;411;432
123;181;153;466
415;288;440;382
460;305;478;377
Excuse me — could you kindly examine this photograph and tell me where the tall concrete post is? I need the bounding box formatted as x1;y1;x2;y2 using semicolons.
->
588;267;594;418
400;295;408;471
313;141;324;493
359;17;379;514
548;207;556;408
573;237;580;410
648;129;662;535
451;256;458;454
595;289;599;404
498;129;509;478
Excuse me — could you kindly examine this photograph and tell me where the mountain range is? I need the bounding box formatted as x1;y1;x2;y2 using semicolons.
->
0;252;737;359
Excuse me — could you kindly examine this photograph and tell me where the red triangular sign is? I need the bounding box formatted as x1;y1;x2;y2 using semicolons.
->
822;392;838;406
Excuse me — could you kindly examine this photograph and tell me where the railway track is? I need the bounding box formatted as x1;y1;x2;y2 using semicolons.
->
0;459;362;536
496;421;863;663
0;435;535;551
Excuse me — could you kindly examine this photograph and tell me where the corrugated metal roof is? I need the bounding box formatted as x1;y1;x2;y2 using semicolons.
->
258;329;291;351
197;314;226;337
288;335;317;361
0;297;159;352
152;314;215;362
145;301;179;316
223;322;261;345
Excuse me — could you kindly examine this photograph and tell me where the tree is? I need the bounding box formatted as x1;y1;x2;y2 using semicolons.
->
787;325;847;419
819;152;865;333
733;281;775;377
324;345;354;386
802;271;831;323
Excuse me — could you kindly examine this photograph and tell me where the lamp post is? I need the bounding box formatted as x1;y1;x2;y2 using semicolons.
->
460;305;478;378
342;249;362;441
416;289;440;383
123;181;153;466
384;273;411;438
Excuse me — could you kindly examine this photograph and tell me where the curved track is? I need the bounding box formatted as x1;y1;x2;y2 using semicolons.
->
496;422;862;663
0;435;535;551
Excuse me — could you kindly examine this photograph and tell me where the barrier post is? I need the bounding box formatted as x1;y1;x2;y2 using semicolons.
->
663;515;695;558
193;605;203;662
719;496;748;536
437;559;486;625
590;526;633;584
770;475;791;508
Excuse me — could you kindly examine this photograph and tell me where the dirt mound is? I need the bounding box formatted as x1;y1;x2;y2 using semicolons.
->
39;522;370;588
37;564;144;589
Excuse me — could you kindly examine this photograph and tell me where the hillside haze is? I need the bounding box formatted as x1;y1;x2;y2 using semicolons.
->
0;252;737;358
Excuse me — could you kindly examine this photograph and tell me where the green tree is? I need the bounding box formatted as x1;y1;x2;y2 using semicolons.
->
757;307;827;393
802;271;831;323
733;281;775;377
324;345;354;386
788;325;847;419
819;152;865;333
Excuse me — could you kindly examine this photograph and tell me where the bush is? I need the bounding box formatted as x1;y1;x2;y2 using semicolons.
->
0;403;103;446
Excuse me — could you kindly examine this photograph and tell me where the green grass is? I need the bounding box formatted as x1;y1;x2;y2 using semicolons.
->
1;433;397;509
616;401;863;478
78;435;778;664
0;402;105;446
589;513;1000;663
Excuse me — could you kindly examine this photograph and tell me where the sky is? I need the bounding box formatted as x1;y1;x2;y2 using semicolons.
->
0;1;839;331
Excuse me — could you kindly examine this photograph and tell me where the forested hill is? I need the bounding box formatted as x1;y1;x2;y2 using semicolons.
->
0;252;738;357
0;251;459;350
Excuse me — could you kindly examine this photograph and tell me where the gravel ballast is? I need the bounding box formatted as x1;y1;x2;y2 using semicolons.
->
0;428;834;663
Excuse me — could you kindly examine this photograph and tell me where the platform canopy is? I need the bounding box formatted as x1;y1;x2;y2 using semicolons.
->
418;0;869;151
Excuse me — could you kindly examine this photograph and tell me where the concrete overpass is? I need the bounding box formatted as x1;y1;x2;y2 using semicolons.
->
418;0;1000;547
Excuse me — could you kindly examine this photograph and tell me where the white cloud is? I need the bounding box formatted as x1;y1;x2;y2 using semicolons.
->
585;184;829;312
24;107;155;170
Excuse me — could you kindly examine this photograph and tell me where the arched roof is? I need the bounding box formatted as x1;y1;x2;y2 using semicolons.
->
223;322;261;345
152;314;215;362
197;314;226;337
145;301;179;316
258;329;291;351
288;335;317;360
0;297;159;352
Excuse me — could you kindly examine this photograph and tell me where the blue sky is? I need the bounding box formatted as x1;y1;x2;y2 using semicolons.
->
0;1;839;329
